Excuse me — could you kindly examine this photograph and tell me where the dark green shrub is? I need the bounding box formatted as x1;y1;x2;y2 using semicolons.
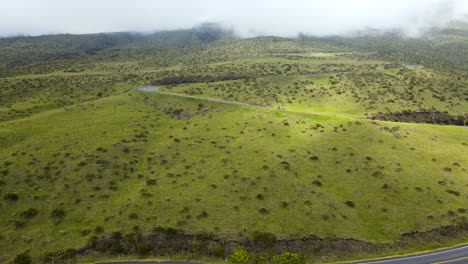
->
81;229;91;236
197;211;209;219
13;220;27;229
252;256;267;264
129;213;138;219
345;201;355;208
110;231;123;239
137;243;150;256
211;243;225;257
51;208;65;219
252;231;277;248
273;252;304;264
13;252;32;264
95;225;104;234
152;226;181;238
229;246;249;264
4;193;19;201
146;179;157;186
87;235;99;248
20;208;39;219
109;241;124;255
446;189;460;196
195;231;212;241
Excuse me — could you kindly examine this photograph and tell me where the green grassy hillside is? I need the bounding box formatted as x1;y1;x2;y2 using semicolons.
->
0;27;467;263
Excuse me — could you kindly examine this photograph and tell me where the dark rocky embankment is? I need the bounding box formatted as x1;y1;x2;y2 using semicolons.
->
371;111;467;126
40;220;468;263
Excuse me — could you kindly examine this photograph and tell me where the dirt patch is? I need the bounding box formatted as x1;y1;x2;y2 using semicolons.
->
371;111;467;126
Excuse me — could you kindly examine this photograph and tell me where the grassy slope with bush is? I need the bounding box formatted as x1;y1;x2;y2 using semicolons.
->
0;24;467;263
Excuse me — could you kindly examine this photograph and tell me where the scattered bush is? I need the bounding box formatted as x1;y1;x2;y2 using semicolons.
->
152;226;181;238
137;243;150;256
273;252;304;264
81;229;91;236
372;171;383;178
146;179;157;186
229;246;249;264
345;201;355;208
253;256;267;264
313;180;322;187
4;193;19;201
197;211;209;219
129;213;138;219
50;208;65;220
13;252;32;264
252;231;277;248
20;208;39;219
13;220;27;229
94;226;104;234
446;189;460;196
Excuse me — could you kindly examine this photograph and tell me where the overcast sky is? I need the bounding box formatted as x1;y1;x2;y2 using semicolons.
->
1;0;467;37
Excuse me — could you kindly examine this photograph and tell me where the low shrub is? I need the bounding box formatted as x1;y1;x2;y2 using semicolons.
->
211;243;225;257
4;193;19;201
252;231;277;248
252;256;267;264
94;226;104;234
273;252;304;264
20;208;39;219
229;246;249;264
50;209;65;219
152;226;181;238
13;252;32;264
137;243;150;256
146;179;157;186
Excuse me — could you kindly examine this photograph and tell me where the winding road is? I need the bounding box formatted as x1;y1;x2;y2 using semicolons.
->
355;245;468;264
136;85;266;108
135;68;390;108
136;82;467;129
134;70;468;264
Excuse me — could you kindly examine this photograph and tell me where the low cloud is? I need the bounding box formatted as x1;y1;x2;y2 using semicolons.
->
0;0;467;37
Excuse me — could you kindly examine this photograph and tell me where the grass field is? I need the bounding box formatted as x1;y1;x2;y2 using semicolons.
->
0;29;467;263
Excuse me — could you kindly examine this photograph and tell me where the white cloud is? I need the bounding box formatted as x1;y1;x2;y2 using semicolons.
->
0;0;467;37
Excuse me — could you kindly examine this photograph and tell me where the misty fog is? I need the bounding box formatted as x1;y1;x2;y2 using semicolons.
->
0;0;467;37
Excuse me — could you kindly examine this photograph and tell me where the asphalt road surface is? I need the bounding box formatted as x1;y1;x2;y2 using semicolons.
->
356;245;468;264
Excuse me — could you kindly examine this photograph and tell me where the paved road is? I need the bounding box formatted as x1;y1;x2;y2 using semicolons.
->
356;245;468;264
